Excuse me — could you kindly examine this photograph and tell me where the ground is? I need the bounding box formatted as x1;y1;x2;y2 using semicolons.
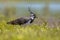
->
0;18;60;40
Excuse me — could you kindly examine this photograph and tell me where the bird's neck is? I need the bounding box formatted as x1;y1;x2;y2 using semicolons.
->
27;16;35;23
30;16;34;20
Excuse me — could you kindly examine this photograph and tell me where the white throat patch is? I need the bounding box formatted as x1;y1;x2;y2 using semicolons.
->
30;17;34;19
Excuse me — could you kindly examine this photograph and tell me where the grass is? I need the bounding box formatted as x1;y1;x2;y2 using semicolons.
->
0;14;60;40
0;21;60;40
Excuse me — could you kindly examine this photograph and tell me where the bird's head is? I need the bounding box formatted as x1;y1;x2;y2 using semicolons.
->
30;13;36;18
28;7;37;19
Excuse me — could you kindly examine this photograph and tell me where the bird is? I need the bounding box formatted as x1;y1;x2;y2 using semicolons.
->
7;8;36;25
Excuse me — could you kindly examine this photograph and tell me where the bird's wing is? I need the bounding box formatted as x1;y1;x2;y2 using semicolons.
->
15;17;28;23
